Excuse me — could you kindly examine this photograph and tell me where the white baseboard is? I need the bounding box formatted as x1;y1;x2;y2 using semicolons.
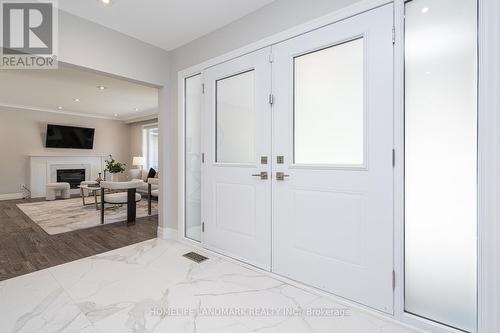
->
157;227;178;240
0;193;24;201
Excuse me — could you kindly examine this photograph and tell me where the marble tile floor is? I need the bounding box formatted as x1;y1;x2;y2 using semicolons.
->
0;238;420;333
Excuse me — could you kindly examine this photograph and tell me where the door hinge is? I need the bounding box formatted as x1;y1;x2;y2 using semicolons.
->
268;53;274;63
392;270;396;290
392;26;396;45
202;83;205;94
269;93;274;105
202;222;205;232
392;149;396;168
202;153;205;163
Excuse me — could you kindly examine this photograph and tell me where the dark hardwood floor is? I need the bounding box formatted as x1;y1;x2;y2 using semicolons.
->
0;197;158;281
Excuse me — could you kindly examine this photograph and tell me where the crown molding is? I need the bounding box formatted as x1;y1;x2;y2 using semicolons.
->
0;103;119;120
0;103;157;122
122;111;159;124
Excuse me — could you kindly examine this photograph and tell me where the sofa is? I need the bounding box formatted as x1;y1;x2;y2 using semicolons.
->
128;169;159;195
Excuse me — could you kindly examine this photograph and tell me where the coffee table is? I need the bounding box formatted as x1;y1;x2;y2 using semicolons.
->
78;184;103;210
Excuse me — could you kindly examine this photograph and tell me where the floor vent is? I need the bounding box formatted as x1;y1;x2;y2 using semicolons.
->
183;252;208;263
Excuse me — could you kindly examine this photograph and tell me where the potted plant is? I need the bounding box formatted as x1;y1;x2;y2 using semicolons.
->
104;155;126;182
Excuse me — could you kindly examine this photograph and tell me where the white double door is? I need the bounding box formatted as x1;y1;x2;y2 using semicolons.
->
202;4;394;313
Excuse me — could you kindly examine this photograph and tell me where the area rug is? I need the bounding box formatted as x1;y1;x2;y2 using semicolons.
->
17;197;158;235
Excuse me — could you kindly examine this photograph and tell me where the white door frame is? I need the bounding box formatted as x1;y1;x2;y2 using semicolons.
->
393;1;498;332
177;71;203;246
177;0;499;332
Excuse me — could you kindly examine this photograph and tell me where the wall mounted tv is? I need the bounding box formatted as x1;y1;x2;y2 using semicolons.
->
45;124;95;149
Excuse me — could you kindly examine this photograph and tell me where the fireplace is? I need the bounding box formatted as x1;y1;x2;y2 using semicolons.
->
57;169;86;189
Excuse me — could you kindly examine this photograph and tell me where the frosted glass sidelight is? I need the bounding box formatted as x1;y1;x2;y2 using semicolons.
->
185;74;203;242
404;0;477;332
294;38;364;165
216;70;255;164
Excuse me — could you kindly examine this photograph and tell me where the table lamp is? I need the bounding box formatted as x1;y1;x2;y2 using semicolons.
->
132;156;145;170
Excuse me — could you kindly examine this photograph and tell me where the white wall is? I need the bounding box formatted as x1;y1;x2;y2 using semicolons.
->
166;0;361;231
170;0;361;71
59;11;169;87
57;10;171;234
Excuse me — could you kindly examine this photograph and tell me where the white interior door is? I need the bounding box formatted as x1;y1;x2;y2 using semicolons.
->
272;4;394;313
203;48;272;270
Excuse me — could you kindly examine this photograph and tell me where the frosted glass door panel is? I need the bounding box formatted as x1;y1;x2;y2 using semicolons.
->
185;74;202;242
294;38;364;165
216;70;255;164
404;0;477;332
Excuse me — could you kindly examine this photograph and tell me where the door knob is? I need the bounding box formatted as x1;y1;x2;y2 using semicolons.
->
276;172;290;181
252;171;268;180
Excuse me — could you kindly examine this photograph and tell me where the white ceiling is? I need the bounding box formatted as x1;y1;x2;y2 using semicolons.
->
0;66;158;121
58;0;276;51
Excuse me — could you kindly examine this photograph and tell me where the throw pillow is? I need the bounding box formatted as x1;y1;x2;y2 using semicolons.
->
147;168;156;179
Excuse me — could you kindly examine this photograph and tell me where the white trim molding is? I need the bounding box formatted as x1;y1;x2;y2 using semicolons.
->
157;227;178;240
177;72;203;248
122;112;159;124
0;103;158;123
0;193;24;201
394;1;498;333
177;0;391;78
0;103;118;120
477;0;500;332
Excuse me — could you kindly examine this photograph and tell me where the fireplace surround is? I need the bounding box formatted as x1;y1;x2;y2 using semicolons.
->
29;155;105;198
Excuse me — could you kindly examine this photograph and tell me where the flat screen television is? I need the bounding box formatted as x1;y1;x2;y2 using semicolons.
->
45;124;95;149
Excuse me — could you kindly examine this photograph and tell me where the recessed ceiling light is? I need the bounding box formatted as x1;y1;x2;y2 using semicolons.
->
421;7;429;13
73;98;80;102
57;106;63;110
114;114;118;117
98;0;115;6
97;85;106;90
134;107;139;112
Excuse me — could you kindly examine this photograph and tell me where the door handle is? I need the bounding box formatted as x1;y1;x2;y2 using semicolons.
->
252;171;268;180
276;172;290;181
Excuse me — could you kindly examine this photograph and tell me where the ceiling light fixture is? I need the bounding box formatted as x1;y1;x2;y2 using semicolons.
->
57;106;63;110
114;114;118;117
97;85;106;90
73;98;80;102
134;107;139;112
421;7;429;13
98;0;114;6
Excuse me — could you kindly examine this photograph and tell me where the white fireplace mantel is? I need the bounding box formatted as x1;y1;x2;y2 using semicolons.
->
29;155;105;198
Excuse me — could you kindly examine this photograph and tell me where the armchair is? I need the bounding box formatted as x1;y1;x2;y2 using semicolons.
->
128;169;159;195
99;180;144;226
148;178;159;215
